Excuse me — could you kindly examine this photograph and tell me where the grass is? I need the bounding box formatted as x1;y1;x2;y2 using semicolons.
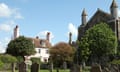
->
0;69;90;72
0;66;90;72
40;69;70;72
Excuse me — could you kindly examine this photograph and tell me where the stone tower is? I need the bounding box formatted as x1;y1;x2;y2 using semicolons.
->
77;0;120;41
110;0;118;19
14;25;19;39
81;8;87;26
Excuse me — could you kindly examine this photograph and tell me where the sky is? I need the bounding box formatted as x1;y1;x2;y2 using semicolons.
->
0;0;120;53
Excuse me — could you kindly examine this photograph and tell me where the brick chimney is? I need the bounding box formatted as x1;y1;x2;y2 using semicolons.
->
14;25;19;39
69;32;72;45
36;36;39;39
46;32;50;42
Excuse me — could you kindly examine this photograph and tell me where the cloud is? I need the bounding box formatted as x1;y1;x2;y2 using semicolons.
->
0;3;12;18
68;23;78;37
36;30;54;42
0;37;10;53
118;9;120;17
0;24;11;32
0;3;23;19
0;20;16;32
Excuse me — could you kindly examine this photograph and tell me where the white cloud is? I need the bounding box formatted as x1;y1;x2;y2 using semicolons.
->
0;3;12;18
0;20;16;32
0;24;11;32
36;30;54;42
0;37;11;53
14;13;24;19
13;8;24;19
68;23;78;37
0;3;23;19
118;9;120;17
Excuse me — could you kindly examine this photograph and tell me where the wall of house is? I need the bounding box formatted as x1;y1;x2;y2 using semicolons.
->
29;47;50;62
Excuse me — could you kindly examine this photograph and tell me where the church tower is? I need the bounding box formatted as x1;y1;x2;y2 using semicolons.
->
81;8;87;26
14;25;19;39
110;0;118;19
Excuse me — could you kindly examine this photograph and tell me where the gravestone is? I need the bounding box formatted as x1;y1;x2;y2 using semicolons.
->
49;63;53;72
11;63;15;72
31;63;39;72
70;64;82;72
63;61;67;70
90;65;102;72
19;62;26;72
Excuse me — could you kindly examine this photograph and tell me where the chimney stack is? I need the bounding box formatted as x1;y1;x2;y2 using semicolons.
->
46;32;50;42
14;25;19;39
69;32;72;45
36;36;39;39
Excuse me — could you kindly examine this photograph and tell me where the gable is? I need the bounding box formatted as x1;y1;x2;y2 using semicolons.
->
28;38;52;48
85;9;112;30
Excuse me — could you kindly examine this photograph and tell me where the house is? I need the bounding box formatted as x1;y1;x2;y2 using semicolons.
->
78;0;120;42
13;25;52;62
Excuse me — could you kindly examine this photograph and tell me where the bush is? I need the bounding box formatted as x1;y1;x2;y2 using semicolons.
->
16;56;24;62
0;60;3;67
0;54;17;70
0;54;17;63
110;59;120;65
31;57;41;64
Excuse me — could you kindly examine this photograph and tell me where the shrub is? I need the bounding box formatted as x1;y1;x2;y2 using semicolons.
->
0;54;17;63
31;57;41;64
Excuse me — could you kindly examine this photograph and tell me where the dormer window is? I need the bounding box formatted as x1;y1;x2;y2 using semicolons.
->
40;40;46;47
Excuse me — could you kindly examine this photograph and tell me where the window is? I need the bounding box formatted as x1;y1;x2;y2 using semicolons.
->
40;40;46;47
38;49;41;53
46;50;49;54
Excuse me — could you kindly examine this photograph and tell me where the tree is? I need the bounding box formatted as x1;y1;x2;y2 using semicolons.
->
75;38;91;66
49;42;74;68
84;22;117;64
6;36;36;59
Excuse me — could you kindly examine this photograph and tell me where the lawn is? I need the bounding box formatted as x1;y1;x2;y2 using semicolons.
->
0;69;90;72
40;69;69;72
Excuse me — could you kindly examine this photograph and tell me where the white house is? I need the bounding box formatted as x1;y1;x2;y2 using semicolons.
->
13;25;52;62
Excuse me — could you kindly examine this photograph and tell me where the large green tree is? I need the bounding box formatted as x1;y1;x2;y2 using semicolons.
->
6;36;36;59
75;38;91;65
49;42;74;67
78;22;117;64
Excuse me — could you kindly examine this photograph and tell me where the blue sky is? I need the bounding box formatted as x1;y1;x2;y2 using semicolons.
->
0;0;120;53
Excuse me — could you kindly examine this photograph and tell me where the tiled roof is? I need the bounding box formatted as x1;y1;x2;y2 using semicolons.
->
28;37;52;48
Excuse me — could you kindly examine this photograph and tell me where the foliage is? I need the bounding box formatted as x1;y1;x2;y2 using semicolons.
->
0;54;17;63
110;59;120;65
81;22;117;63
0;60;3;68
31;57;41;64
16;56;24;62
6;36;36;58
75;38;91;64
117;41;120;55
50;42;74;67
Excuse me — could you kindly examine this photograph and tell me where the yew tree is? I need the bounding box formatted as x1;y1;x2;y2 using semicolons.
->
6;36;36;59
